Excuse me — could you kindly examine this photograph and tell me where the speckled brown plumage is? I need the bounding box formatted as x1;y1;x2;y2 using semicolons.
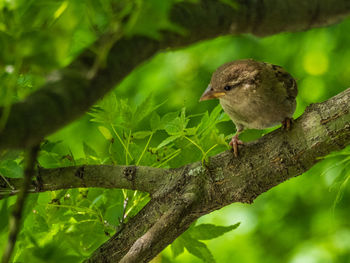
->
200;59;298;157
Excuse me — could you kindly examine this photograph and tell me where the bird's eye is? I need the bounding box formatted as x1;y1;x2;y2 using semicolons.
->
224;86;231;91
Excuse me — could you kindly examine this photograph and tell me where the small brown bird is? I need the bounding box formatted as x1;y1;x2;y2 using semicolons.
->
200;59;297;157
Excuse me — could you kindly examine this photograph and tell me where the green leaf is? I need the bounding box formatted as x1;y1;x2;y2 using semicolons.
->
0;160;23;178
333;174;350;210
133;131;152;139
101;93;118;116
183;235;215;263
133;94;155;124
323;146;350;158
190;223;240;240
171;237;185;258
105;204;123;226
32;213;50;233
38;151;61;168
40;140;62;152
185;127;198;136
180;107;188;123
30;240;82;263
329;159;350;209
83;143;98;158
89;94;119;125
124;192;150;219
165;117;183;135
133;94;165;129
98;126;113;140
218;112;231;123
157;135;181;150
326;157;350;183
119;99;134;127
150;112;161;131
163;108;189;135
0;150;21;162
209;104;226;123
160;111;179;130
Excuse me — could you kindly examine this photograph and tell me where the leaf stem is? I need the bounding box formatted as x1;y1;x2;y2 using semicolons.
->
184;136;205;156
155;149;181;168
136;133;153;165
125;130;132;165
110;124;133;160
202;144;218;163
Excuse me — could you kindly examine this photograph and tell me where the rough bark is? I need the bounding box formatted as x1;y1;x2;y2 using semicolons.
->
1;0;350;149
1;88;349;262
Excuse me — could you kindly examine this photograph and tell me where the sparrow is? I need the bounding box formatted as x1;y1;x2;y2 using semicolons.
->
200;59;298;157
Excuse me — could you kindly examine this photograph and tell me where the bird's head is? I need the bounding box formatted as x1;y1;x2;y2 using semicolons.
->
200;59;259;102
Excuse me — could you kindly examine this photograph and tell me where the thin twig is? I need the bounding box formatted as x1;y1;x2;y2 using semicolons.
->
0;174;14;190
2;144;40;263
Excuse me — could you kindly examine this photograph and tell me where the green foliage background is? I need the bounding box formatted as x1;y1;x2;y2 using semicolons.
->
1;0;350;262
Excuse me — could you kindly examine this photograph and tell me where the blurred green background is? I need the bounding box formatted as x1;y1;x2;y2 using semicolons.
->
1;1;350;262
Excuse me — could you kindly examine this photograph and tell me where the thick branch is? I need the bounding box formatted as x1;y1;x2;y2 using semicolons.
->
120;192;197;263
1;0;350;149
86;88;350;262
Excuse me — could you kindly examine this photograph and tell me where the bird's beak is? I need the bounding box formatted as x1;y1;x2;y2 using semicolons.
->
199;85;226;101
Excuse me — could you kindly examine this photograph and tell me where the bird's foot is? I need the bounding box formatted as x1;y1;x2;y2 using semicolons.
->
229;135;244;157
282;117;293;131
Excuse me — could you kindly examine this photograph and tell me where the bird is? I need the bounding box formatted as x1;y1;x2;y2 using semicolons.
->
200;59;298;157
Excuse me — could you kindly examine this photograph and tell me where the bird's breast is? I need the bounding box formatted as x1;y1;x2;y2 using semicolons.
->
220;95;296;130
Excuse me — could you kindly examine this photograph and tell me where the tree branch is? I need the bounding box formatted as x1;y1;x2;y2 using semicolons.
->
0;165;168;199
119;192;198;263
1;0;349;149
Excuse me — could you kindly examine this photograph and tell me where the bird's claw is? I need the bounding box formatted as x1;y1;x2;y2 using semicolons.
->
230;135;243;157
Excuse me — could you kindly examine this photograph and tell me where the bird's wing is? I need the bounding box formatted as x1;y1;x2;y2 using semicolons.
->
271;64;298;99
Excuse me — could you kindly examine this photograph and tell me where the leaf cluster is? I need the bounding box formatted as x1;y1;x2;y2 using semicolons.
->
88;92;231;167
0;90;234;261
